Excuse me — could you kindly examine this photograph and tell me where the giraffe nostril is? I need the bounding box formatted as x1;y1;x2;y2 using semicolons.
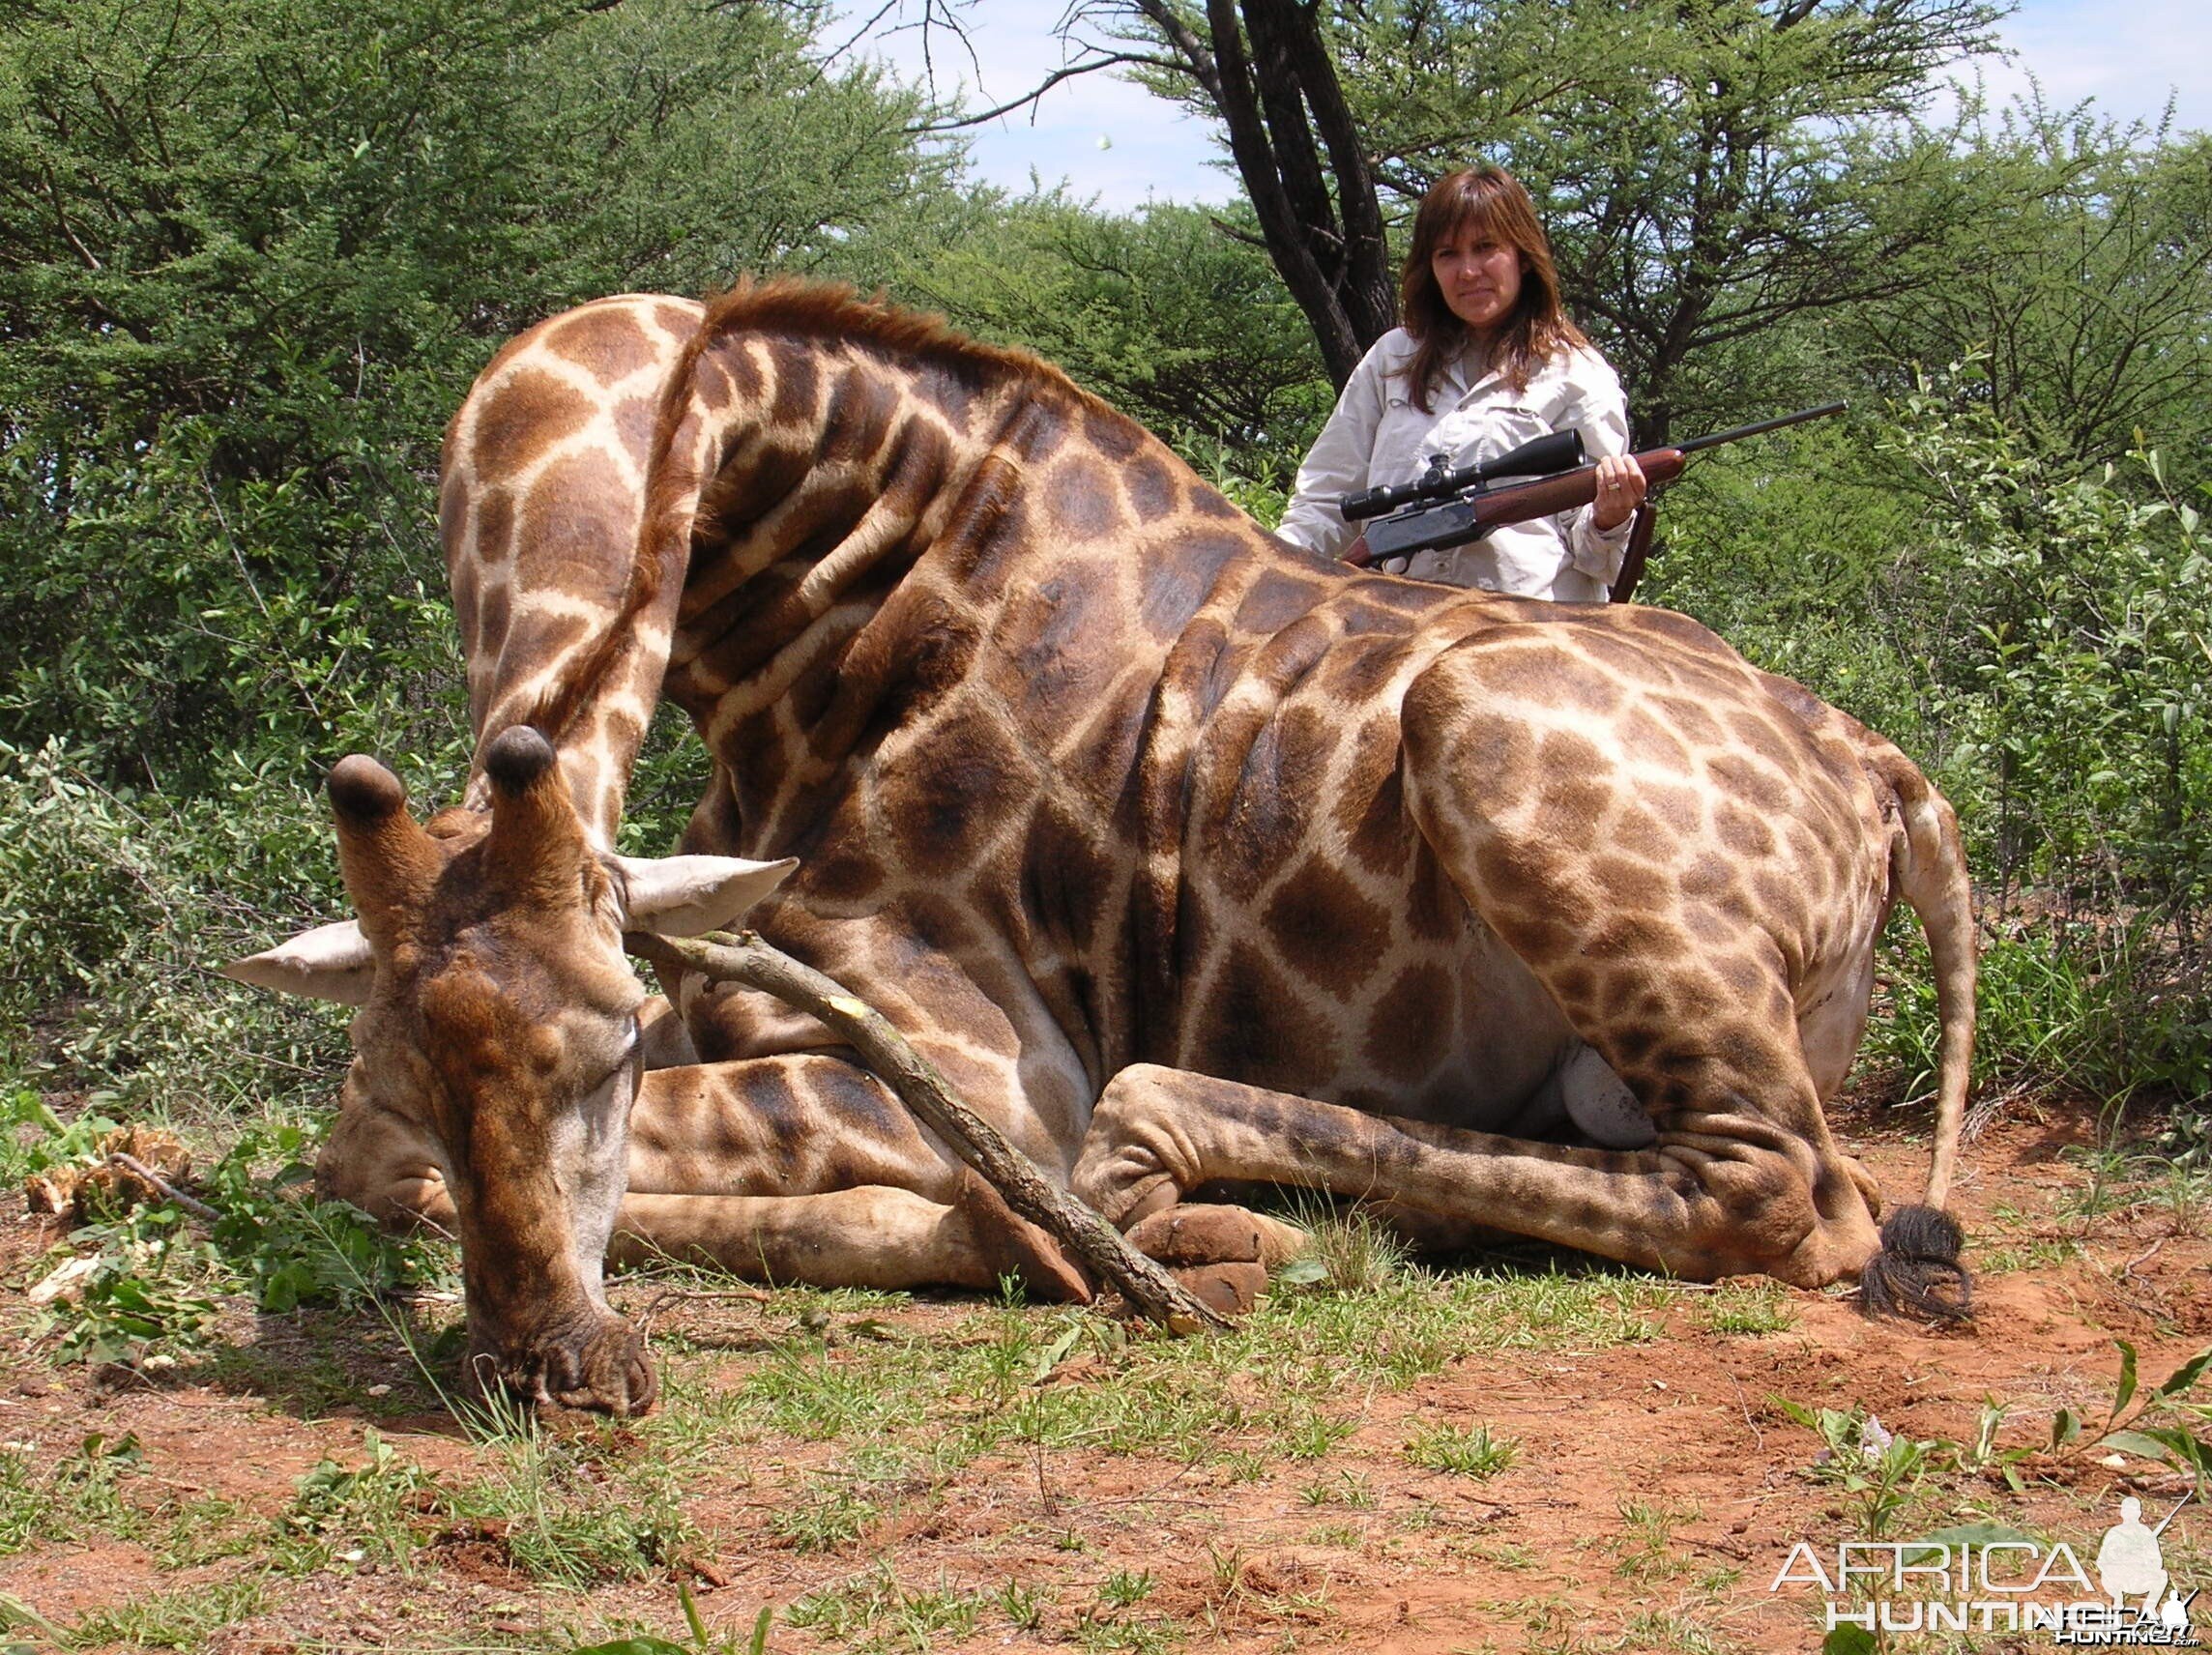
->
623;1347;658;1417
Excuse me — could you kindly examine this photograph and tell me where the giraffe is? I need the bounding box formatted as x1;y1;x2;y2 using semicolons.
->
229;280;1975;1414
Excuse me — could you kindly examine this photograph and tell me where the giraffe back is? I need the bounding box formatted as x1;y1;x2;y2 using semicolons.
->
638;283;1910;1135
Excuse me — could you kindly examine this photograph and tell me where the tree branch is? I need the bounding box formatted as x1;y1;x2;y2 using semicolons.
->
904;53;1170;133
639;930;1230;1332
1121;0;1227;103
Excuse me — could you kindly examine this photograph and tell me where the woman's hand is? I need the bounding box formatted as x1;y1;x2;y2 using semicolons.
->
1590;452;1647;532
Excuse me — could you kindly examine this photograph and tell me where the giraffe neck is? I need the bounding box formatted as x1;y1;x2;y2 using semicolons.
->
655;325;1067;841
648;291;1470;1086
444;295;705;848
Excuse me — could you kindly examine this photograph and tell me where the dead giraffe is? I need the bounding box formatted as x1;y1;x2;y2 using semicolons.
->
230;281;1975;1413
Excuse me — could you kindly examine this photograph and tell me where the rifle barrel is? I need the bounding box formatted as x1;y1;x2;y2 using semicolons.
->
1672;400;1848;457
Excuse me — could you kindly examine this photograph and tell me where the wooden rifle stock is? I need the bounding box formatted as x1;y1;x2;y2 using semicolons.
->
1333;399;1848;574
1339;447;1690;570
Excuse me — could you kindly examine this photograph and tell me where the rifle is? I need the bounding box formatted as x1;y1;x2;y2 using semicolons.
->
1338;400;1848;573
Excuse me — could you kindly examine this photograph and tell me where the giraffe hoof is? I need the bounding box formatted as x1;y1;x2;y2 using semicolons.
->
953;1171;1093;1305
1125;1204;1270;1266
1172;1262;1271;1318
1126;1202;1308;1269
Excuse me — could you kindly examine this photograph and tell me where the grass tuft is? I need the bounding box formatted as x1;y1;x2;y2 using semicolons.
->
1403;1419;1520;1479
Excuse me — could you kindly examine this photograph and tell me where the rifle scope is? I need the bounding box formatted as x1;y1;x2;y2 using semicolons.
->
1339;428;1586;522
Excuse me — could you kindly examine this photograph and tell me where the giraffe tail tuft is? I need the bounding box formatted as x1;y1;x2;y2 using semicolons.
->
1859;1203;1972;1323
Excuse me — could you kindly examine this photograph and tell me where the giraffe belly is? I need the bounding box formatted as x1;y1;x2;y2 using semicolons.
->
1174;902;1585;1140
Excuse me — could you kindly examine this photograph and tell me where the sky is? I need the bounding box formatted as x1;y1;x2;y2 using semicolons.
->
847;0;2211;213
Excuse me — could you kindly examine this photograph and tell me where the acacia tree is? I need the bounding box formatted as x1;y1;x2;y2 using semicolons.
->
0;0;956;789
1845;111;2212;474
886;0;2009;433
887;0;1393;386
888;0;1392;384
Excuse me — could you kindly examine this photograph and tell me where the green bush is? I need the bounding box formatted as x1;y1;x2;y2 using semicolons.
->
1658;379;2211;1115
0;738;364;1118
0;0;954;798
1888;406;2210;917
1868;915;2211;1114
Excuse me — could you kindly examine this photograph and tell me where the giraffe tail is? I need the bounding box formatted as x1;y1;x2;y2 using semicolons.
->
1858;757;1978;1323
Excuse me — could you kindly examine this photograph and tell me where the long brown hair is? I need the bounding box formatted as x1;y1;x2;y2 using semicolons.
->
1399;164;1587;412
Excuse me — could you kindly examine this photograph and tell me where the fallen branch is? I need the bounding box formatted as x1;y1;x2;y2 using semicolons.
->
637;929;1229;1332
107;1152;220;1225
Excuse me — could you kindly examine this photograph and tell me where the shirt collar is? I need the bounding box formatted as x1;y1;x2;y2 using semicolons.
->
1442;340;1507;403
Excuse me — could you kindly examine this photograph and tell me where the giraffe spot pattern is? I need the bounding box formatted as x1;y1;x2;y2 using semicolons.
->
548;307;655;386
1048;454;1121;541
882;704;1036;878
1124;452;1179;522
1235;568;1327;634
1265;857;1392;989
474;368;596;481
1364;963;1454;1083
515;450;637;607
1185;940;1336;1093
393;288;1966;1315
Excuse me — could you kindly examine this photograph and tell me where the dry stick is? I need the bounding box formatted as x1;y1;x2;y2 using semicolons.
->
639;929;1230;1332
107;1152;221;1224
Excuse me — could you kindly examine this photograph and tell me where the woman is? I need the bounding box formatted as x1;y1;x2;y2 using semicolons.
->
1276;164;1645;601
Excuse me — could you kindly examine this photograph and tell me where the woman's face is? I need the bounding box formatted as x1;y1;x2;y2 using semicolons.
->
1431;225;1525;335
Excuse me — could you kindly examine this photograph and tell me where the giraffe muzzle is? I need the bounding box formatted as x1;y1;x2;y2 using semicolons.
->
464;1312;657;1417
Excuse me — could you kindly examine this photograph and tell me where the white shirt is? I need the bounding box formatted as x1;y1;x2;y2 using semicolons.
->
1276;328;1635;602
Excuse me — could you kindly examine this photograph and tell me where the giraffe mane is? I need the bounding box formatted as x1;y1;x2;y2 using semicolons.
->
692;275;1122;420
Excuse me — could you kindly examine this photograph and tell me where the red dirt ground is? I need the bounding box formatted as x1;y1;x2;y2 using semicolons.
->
2;1094;2206;1655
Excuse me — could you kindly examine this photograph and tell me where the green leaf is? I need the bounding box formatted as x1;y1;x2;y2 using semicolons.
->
561;1640;691;1655
1033;1322;1084;1382
1275;1257;1327;1287
2118;1427;2212;1475
2099;1430;2181;1462
2157;1347;2212;1399
1823;1627;1878;1655
2111;1339;2139;1422
2050;1407;2082;1450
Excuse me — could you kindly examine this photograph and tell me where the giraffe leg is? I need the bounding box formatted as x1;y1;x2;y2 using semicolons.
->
1322;638;1893;1284
617;1053;1091;1300
607;1175;1087;1297
1073;1063;1877;1287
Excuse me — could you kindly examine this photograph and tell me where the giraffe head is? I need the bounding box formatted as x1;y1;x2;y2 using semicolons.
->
227;726;793;1414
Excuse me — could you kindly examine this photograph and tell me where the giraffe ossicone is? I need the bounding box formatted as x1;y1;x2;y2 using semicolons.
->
230;281;1976;1414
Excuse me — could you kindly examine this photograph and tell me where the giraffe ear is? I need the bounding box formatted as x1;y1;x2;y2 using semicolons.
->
222;919;376;1005
612;855;798;939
